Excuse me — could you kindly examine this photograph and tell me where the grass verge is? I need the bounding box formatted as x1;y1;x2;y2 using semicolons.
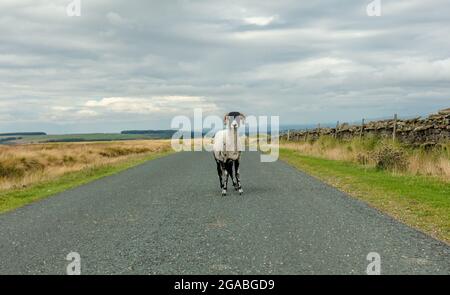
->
0;150;173;213
280;148;450;244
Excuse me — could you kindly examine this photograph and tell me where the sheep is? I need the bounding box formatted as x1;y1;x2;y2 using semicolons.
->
213;112;245;196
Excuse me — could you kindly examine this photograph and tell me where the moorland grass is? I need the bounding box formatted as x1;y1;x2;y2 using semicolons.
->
0;140;173;213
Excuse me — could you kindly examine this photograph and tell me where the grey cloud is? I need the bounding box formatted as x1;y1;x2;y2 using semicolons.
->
0;0;449;133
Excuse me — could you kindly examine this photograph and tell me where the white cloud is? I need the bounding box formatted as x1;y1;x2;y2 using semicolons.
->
85;97;161;114
51;106;74;112
380;58;450;82
232;27;382;43
84;96;218;115
247;57;372;81
76;109;99;117
154;95;204;102
243;15;278;26
106;12;129;26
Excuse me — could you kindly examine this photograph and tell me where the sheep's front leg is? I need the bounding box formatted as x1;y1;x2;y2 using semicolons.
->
234;159;243;195
226;161;237;191
222;161;230;196
216;160;225;195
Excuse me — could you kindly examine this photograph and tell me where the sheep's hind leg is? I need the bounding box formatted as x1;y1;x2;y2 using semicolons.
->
235;159;243;195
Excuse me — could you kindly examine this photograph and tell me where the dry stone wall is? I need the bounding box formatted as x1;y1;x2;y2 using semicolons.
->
281;108;450;146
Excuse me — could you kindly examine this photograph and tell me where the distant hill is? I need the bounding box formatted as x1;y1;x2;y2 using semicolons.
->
0;132;46;136
0;133;172;145
0;137;22;144
121;130;177;138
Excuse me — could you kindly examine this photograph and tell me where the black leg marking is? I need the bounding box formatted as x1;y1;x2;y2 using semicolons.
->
216;160;224;191
225;160;237;190
223;161;229;194
234;158;243;194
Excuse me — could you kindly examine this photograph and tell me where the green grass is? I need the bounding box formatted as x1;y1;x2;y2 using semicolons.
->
280;148;450;244
0;150;174;213
1;133;174;144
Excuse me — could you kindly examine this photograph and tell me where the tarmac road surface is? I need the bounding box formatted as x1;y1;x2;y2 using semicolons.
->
0;151;448;274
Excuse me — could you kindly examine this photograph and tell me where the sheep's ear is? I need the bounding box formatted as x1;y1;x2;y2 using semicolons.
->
223;114;228;125
240;113;246;124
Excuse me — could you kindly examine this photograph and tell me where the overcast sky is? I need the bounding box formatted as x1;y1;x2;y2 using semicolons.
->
1;0;449;133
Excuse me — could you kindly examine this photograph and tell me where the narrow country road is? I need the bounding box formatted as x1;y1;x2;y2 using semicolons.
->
0;152;448;274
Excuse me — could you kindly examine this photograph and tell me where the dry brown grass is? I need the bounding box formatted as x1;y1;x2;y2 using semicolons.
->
282;142;353;161
281;138;450;182
0;140;171;191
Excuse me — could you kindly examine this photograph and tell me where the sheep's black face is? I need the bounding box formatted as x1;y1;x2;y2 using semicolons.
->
224;112;245;129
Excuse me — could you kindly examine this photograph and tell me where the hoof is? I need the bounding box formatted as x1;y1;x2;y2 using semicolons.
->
238;188;244;195
221;189;227;196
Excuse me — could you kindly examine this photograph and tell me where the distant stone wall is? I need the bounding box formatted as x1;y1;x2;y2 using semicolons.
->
280;108;450;146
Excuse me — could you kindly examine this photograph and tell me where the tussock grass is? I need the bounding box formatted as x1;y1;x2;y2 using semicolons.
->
0;140;172;191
